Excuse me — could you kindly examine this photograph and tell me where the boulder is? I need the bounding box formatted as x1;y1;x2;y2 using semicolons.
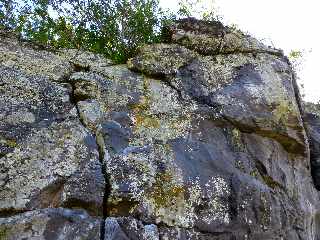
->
168;18;282;56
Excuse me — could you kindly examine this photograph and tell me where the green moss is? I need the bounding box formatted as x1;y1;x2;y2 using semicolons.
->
257;129;304;155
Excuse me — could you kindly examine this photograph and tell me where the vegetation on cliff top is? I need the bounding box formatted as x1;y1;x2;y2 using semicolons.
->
0;0;216;63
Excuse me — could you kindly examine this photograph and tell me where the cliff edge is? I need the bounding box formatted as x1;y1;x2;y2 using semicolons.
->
0;18;320;240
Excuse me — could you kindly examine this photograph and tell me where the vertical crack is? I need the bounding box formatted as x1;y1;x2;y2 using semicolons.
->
96;136;111;240
289;68;312;165
63;63;111;240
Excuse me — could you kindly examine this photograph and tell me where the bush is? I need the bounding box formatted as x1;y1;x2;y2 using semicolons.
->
0;0;174;63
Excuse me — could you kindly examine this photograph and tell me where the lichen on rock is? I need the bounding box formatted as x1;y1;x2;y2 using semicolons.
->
0;19;320;240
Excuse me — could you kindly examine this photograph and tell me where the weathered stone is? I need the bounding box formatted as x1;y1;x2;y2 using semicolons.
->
1;19;320;240
104;217;159;240
100;111;318;239
159;226;237;240
128;43;197;77
0;120;104;216
169;18;282;56
304;103;320;190
0;32;72;81
0;65;74;157
69;72;102;100
59;48;114;72
129;38;307;155
78;100;103;131
0;208;101;240
180;54;307;154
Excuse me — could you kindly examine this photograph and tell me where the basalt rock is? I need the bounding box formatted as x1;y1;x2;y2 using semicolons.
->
304;103;320;190
0;208;101;240
0;19;320;240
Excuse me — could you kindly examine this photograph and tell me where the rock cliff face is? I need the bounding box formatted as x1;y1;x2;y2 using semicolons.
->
0;18;320;240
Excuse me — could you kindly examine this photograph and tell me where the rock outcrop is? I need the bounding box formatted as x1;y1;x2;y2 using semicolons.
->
1;18;320;240
304;103;320;191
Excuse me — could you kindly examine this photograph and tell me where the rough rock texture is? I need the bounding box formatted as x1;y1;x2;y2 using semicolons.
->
1;18;320;240
0;208;101;240
304;103;320;190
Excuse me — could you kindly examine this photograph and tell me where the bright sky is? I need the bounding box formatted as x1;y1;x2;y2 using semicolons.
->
160;0;320;103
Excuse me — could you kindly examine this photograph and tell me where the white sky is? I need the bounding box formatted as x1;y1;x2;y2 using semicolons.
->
160;0;320;103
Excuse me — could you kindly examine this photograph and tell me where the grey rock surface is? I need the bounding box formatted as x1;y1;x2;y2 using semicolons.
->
0;208;101;240
0;19;320;240
304;103;320;190
168;18;283;56
104;217;159;240
0;119;104;216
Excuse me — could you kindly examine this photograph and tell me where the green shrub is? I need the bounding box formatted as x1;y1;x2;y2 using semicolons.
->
0;0;174;63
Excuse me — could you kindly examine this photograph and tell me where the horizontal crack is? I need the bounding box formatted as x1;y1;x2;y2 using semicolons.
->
0;208;29;218
217;48;283;57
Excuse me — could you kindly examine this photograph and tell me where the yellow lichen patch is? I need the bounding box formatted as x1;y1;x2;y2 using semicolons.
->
272;100;294;124
250;170;259;178
178;34;221;54
128;76;151;112
129;77;192;144
146;169;191;226
135;114;160;129
124;144;195;227
149;171;185;209
130;78;162;135
132;113;192;144
6;139;17;148
107;199;139;216
231;128;245;151
128;44;197;77
0;137;17;148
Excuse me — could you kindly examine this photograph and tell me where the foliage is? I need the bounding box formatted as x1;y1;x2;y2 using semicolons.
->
178;0;219;21
288;49;306;99
0;0;220;63
0;0;175;63
289;50;303;60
